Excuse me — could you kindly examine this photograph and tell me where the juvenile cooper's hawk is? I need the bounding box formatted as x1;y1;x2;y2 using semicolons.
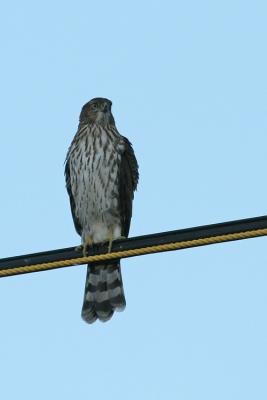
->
65;98;139;324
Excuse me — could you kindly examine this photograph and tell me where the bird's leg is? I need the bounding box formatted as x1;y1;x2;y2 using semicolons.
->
107;231;114;253
107;232;126;253
75;235;94;256
82;235;94;257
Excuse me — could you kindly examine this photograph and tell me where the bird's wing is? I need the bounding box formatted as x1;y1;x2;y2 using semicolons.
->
65;158;82;236
119;137;139;237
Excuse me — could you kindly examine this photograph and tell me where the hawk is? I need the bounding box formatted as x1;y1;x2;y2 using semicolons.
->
65;98;139;324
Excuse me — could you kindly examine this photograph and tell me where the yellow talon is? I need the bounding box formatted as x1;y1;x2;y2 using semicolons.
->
108;234;126;253
77;234;126;255
78;235;93;257
75;245;83;252
108;234;113;253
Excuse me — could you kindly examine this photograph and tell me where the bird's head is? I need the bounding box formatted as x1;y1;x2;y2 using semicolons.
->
79;98;115;127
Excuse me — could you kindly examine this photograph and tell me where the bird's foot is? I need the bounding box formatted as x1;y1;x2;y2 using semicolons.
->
116;235;126;241
107;234;126;253
75;245;83;252
83;235;94;257
75;235;94;257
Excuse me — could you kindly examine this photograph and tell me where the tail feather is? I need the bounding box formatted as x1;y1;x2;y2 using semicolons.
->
81;261;126;324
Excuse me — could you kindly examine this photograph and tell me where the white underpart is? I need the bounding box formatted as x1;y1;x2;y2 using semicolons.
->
68;124;125;244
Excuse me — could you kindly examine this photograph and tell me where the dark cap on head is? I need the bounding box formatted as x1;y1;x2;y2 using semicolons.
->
79;97;115;127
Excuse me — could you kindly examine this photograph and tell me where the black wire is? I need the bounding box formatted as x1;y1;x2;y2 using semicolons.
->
0;215;267;277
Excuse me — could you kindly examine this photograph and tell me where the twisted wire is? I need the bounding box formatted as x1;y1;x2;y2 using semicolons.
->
1;228;266;277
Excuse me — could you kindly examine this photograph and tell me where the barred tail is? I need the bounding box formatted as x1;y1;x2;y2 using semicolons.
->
81;261;126;324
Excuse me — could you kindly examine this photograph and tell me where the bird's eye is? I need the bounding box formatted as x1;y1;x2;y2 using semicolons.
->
91;103;98;111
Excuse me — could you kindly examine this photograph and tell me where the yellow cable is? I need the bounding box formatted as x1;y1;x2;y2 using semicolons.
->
1;228;267;277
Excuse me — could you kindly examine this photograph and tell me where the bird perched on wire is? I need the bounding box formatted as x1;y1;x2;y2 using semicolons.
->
65;98;139;324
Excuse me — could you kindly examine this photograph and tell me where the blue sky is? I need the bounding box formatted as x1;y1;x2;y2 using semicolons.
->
0;0;267;399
